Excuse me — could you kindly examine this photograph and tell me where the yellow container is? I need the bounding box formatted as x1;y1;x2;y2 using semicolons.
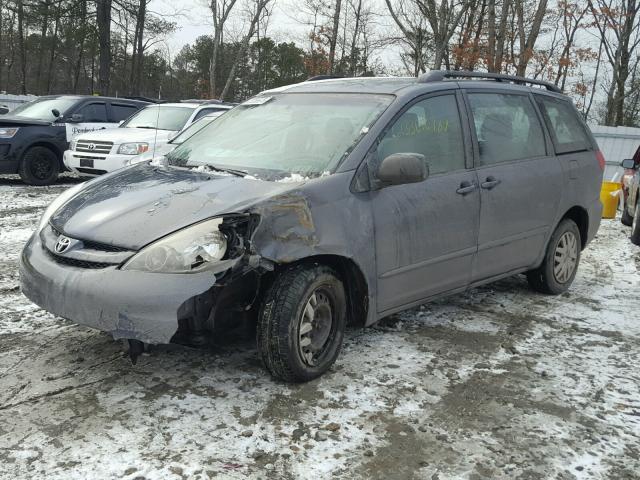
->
600;181;620;219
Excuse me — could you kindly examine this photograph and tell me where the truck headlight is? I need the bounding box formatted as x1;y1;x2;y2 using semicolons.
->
0;127;18;138
118;142;149;155
122;218;227;273
37;182;87;232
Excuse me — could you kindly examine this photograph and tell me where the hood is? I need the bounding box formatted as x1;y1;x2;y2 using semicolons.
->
76;127;175;145
0;115;50;127
50;164;297;250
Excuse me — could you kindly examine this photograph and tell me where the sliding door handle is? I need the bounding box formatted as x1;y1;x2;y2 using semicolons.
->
481;176;501;190
456;181;477;195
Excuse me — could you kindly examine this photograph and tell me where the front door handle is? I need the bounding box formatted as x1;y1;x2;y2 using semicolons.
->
481;176;501;190
456;181;477;195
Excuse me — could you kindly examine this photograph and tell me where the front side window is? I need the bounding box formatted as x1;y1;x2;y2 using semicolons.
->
376;94;465;175
536;96;591;153
122;106;196;131
9;97;79;122
468;93;546;165
167;93;392;180
77;103;108;122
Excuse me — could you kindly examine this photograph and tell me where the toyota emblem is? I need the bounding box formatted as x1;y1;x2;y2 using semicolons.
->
87;143;96;150
54;236;72;254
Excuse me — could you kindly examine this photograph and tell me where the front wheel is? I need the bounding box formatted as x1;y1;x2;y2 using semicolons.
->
630;201;640;246
19;146;60;186
257;264;346;383
527;219;581;295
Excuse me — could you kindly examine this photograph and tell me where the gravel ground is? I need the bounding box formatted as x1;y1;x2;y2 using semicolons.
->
1;176;639;480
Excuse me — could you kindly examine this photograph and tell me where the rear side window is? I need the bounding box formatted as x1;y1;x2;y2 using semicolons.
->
468;93;546;165
377;94;465;175
112;103;139;122
77;103;108;122
536;96;591;154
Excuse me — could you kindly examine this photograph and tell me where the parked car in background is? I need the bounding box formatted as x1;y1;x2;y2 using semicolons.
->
21;72;602;382
621;146;640;226
126;111;226;167
63;101;233;176
0;95;148;185
621;158;640;244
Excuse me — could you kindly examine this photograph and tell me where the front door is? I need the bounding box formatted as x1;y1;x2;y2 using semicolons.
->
465;91;563;282
370;92;480;313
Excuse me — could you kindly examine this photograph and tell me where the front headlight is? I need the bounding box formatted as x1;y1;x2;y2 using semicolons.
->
37;182;86;232
118;142;149;155
122;218;227;273
0;127;18;138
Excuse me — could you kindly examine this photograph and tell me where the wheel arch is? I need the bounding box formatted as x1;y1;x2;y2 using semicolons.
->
273;254;369;328
560;206;589;250
23;141;64;168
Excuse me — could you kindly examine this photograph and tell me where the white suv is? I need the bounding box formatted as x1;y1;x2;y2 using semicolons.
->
63;102;233;176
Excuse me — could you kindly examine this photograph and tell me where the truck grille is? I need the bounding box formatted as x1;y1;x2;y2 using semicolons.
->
76;140;113;154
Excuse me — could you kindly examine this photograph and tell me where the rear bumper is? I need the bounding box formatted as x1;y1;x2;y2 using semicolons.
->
19;233;223;344
63;150;131;176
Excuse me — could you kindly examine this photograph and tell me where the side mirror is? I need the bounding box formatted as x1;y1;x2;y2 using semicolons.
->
377;153;428;186
621;158;636;169
51;108;61;118
69;113;84;123
0;105;9;115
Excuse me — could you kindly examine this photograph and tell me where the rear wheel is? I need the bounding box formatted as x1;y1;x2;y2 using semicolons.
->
19;146;60;186
527;219;581;295
257;264;346;383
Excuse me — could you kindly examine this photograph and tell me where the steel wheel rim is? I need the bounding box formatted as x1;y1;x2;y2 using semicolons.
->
553;231;578;284
31;155;53;180
298;289;333;367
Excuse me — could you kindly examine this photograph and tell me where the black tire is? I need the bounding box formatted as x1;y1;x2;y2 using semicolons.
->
257;264;346;383
621;202;634;226
631;201;640;246
527;219;581;295
19;146;60;186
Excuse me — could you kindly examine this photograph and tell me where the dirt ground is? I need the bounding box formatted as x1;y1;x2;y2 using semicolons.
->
1;176;639;480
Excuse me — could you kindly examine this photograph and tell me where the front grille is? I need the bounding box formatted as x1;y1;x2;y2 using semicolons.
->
51;227;129;252
76;140;113;154
76;167;108;175
44;248;115;269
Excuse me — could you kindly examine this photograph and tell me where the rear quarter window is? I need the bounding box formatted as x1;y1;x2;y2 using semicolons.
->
536;96;591;154
112;103;140;122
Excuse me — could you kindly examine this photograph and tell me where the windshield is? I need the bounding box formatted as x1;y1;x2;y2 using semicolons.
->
9;97;79;122
122;105;195;131
167;93;392;179
170;115;220;145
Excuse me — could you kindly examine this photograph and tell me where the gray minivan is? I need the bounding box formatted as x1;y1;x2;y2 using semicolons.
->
20;71;603;382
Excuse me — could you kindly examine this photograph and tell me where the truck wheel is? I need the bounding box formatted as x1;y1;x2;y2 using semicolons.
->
527;219;581;295
257;264;346;383
19;146;60;186
630;201;640;246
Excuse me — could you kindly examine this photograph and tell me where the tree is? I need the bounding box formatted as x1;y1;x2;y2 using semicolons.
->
96;0;112;95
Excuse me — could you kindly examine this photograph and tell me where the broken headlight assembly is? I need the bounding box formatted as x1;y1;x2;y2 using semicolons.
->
121;218;228;273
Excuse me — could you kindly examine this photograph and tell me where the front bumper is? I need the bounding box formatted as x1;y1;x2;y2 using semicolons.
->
19;233;223;344
63;150;132;176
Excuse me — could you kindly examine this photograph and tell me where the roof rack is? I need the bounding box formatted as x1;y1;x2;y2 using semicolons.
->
306;75;345;82
418;70;561;93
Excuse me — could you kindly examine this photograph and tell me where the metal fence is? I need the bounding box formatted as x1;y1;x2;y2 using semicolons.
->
0;93;38;111
589;125;640;181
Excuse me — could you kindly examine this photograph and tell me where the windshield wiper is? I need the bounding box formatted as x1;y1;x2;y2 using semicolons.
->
195;164;249;177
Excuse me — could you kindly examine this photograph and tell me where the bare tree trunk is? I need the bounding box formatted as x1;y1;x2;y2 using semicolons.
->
349;0;363;75
132;0;147;96
515;0;548;76
209;0;239;98
96;0;113;95
328;0;342;73
220;0;271;100
17;0;26;94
